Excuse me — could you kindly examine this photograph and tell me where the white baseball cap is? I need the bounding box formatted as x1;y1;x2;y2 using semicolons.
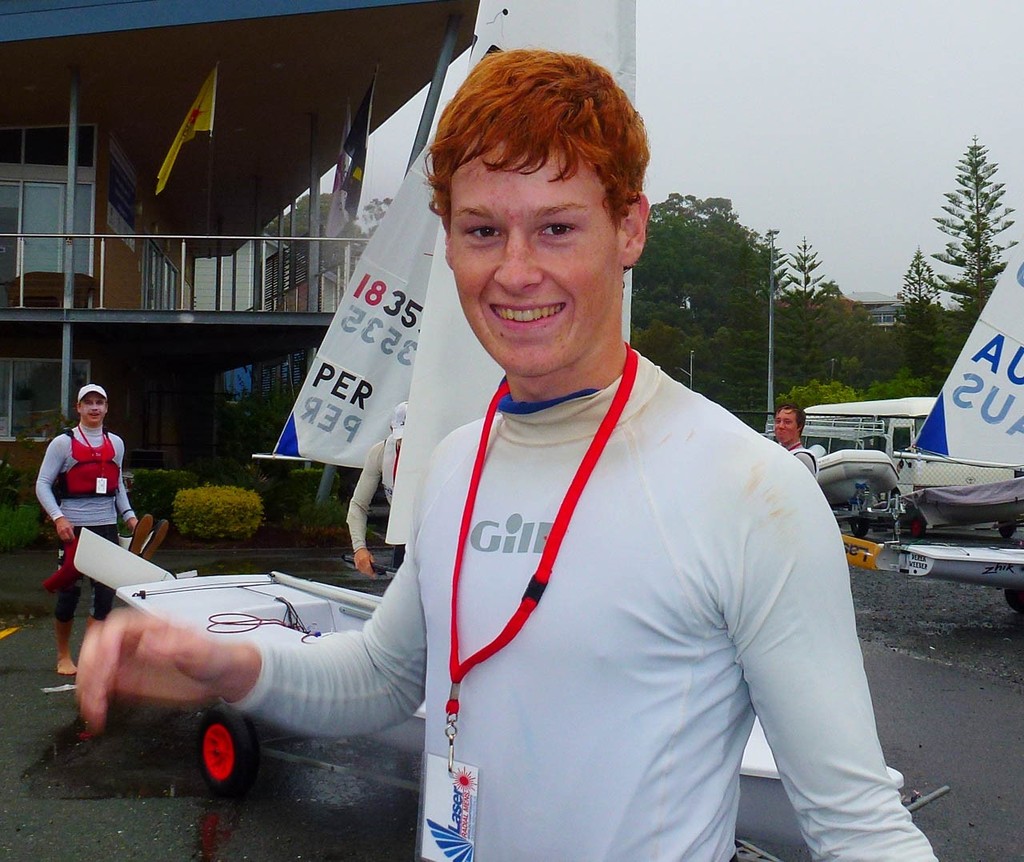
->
390;401;408;439
78;383;107;401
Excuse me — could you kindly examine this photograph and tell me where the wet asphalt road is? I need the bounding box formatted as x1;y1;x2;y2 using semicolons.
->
2;537;1024;861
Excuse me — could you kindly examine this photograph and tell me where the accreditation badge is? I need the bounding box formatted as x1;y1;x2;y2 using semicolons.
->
95;477;108;494
420;753;479;861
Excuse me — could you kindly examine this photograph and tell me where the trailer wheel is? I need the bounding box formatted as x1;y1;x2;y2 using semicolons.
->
998;523;1017;539
851;517;870;538
1005;590;1024;614
908;516;927;539
198;705;260;797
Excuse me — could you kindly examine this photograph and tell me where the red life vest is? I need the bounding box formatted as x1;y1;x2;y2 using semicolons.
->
58;427;119;499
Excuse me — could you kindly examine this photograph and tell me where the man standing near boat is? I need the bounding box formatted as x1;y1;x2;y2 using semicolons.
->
35;383;137;675
346;401;407;575
774;402;819;476
76;50;935;860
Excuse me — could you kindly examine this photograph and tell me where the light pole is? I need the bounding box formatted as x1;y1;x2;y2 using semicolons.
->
766;229;779;420
676;350;695;390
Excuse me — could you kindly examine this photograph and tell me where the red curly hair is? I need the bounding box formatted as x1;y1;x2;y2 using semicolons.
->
427;48;649;225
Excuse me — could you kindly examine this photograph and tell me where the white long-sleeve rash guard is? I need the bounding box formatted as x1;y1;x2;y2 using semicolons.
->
238;354;936;862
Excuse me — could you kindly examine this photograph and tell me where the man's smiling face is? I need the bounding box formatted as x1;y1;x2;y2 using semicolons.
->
445;158;647;402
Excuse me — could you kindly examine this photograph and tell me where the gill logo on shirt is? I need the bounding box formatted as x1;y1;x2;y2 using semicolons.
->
469;513;552;554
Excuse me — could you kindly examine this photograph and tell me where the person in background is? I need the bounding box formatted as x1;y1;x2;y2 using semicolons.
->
75;50;935;860
346;401;407;576
35;383;137;674
774;402;818;476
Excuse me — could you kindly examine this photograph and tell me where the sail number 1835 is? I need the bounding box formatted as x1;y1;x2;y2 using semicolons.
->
351;272;422;329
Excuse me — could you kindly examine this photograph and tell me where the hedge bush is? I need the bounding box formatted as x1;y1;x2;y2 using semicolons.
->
287;498;350;547
172;485;263;540
262;467;339;523
129;469;200;520
0;505;41;552
0;460;22;507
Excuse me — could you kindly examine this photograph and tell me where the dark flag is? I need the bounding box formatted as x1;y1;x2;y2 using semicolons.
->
340;73;375;220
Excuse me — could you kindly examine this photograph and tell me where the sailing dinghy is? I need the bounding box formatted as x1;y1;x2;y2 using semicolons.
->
840;243;1024;608
74;528;904;848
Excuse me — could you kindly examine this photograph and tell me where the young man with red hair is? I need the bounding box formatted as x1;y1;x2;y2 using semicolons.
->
77;50;934;860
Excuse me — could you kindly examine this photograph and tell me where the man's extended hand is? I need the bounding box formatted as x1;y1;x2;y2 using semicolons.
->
76;609;261;733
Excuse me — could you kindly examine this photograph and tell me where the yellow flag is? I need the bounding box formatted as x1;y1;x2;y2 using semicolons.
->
156;66;218;195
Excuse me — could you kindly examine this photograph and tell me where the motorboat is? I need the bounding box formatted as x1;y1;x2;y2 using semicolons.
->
816;448;899;508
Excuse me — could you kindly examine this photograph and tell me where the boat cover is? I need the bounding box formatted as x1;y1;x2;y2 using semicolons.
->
905;475;1024;509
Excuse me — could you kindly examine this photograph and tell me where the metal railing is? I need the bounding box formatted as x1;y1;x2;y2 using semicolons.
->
0;231;368;313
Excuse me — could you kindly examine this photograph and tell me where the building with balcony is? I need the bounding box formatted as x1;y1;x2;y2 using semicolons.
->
0;0;477;468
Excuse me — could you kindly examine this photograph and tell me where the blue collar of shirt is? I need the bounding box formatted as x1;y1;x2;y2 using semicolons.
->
498;384;600;415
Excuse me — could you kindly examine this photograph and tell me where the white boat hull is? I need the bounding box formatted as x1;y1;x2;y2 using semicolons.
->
78;532;906;847
817;449;899;507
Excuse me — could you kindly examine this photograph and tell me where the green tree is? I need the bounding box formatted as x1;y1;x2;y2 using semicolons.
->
632;195;768;410
933;136;1016;333
862;369;934;400
775;238;843;390
777;379;859;409
630;320;701;386
896;248;948;390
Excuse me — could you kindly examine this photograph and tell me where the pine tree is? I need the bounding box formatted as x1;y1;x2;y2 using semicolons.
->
933;136;1016;330
776;237;843;389
782;236;825;298
896;248;948;390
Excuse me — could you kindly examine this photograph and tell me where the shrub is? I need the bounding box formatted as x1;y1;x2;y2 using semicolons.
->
215;390;295;464
0;505;41;552
262;467;340;523
0;460;22;508
287;498;350;547
129;469;200;520
187;456;263;489
172;485;263;540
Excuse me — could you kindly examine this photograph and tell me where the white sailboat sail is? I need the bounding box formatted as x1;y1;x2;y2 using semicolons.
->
272;153;439;466
916;244;1024;467
388;0;638;542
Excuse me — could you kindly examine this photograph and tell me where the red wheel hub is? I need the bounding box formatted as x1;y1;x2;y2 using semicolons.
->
203;723;236;781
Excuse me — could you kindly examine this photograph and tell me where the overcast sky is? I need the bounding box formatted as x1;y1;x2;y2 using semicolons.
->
357;0;1024;299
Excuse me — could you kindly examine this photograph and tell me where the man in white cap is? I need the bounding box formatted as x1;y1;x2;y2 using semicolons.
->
35;383;137;674
345;401;407;576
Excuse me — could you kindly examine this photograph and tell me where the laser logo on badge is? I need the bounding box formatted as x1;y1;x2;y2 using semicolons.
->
426;768;477;861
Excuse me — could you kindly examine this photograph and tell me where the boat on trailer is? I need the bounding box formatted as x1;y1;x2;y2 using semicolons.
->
815;448;899;508
903;476;1024;538
75;529;904;849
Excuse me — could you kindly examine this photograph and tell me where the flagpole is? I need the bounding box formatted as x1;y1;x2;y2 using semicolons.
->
205;63;219;235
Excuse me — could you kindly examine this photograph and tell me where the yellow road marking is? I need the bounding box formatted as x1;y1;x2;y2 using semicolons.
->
0;627;21;641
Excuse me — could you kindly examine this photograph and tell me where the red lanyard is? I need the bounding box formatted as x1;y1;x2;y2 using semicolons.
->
75;425;106;459
445;348;639;727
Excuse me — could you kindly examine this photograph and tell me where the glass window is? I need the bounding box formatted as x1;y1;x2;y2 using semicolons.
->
22;183;63;273
0;184;18;285
24;127;68;166
18;126;94;167
0;361;9;437
0;129;21;165
3;358;88;437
